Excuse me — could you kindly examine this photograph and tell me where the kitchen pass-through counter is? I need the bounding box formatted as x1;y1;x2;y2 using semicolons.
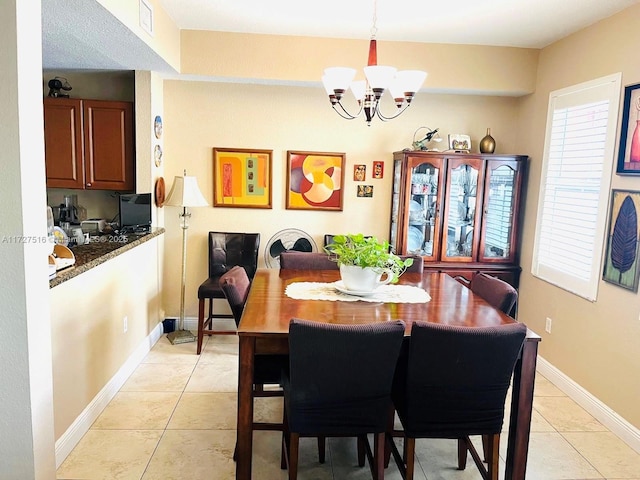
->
49;228;165;287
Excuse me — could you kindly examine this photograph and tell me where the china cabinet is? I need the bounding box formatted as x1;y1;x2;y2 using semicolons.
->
44;97;134;191
390;151;527;287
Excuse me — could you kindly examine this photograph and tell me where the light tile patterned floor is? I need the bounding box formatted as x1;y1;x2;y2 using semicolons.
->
57;333;640;480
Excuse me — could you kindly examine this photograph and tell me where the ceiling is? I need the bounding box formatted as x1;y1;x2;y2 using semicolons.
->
41;0;640;73
160;0;639;48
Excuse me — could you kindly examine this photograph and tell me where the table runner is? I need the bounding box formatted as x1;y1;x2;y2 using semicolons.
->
285;281;431;303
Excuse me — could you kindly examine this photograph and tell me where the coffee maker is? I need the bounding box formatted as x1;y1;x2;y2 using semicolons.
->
58;194;79;224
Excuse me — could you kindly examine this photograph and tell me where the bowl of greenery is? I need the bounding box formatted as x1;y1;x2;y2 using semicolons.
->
324;233;413;290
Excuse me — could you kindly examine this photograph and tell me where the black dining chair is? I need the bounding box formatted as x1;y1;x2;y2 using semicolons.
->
196;232;260;354
388;321;527;480
279;251;339;270
281;318;406;480
456;272;518;317
218;266;289;458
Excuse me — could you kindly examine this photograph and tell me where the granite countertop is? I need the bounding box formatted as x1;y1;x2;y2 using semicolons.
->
49;228;165;288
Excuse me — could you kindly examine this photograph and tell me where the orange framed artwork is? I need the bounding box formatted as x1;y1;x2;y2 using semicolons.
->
285;151;345;211
213;148;272;208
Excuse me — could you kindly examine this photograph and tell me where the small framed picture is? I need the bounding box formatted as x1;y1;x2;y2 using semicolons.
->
354;164;366;181
372;161;384;179
357;185;373;197
616;82;640;175
448;134;471;152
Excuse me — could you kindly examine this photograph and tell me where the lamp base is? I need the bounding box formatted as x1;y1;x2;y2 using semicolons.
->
167;329;196;345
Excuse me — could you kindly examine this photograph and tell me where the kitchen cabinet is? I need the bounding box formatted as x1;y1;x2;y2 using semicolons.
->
44;97;134;191
390;151;527;287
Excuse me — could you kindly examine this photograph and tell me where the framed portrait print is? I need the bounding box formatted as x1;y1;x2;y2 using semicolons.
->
602;189;640;292
213;148;272;208
372;161;384;179
354;164;366;181
617;82;640;175
286;151;345;211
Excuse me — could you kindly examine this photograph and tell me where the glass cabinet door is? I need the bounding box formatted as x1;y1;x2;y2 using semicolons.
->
405;157;444;261
389;159;403;252
479;160;521;263
441;158;483;261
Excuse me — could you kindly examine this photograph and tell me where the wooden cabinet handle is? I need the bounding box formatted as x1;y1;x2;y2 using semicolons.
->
86;183;92;187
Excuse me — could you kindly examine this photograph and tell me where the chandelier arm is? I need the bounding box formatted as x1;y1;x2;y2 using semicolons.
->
375;102;412;121
333;100;364;119
331;103;359;120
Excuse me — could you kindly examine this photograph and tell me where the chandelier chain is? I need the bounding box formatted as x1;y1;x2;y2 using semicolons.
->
370;0;378;39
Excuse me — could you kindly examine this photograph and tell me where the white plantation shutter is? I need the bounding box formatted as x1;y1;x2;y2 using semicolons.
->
532;73;621;301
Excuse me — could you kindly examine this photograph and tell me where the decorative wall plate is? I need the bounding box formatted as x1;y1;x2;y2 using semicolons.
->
155;177;166;207
154;115;163;139
154;144;163;167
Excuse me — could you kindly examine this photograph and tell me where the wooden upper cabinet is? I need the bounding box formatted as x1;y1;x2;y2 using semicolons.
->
83;100;134;191
43;98;84;189
390;151;527;287
44;98;134;191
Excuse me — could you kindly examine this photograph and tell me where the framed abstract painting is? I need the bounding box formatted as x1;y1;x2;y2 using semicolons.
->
602;189;640;292
213;148;272;208
286;151;345;211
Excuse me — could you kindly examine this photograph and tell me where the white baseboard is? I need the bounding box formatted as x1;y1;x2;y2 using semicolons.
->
54;322;164;468
537;356;640;454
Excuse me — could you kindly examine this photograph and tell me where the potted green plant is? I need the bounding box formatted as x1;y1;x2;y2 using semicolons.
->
324;233;413;291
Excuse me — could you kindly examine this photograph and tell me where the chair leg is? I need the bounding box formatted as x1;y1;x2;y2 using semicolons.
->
482;433;489;462
403;436;408;463
288;433;300;480
281;403;289;469
457;437;468;470
374;432;385;480
487;434;500;480
405;437;416;480
207;297;214;329
317;436;326;464
357;435;365;467
197;298;205;354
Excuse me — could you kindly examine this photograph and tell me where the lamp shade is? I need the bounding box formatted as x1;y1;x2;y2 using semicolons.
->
165;174;209;208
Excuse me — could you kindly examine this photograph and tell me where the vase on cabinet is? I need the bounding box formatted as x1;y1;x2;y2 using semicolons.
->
479;128;496;154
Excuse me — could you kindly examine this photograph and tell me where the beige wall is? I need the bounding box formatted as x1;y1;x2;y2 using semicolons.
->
180;30;539;96
516;4;640;427
50;238;162;440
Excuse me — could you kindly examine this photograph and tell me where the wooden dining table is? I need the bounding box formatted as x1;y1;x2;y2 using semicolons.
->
235;269;541;480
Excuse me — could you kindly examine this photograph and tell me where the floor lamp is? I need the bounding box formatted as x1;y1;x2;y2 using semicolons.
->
164;170;209;344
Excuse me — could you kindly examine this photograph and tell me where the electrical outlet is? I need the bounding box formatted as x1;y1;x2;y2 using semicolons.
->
545;317;552;334
123;316;128;333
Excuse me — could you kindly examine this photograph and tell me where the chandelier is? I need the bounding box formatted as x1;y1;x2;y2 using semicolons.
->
321;0;427;126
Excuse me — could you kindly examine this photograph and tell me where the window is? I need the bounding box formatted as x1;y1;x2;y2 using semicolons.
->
532;73;621;301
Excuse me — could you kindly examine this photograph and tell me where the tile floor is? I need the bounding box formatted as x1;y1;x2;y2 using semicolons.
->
57;333;640;480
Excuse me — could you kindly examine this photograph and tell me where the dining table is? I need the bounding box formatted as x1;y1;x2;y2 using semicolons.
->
235;269;541;480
